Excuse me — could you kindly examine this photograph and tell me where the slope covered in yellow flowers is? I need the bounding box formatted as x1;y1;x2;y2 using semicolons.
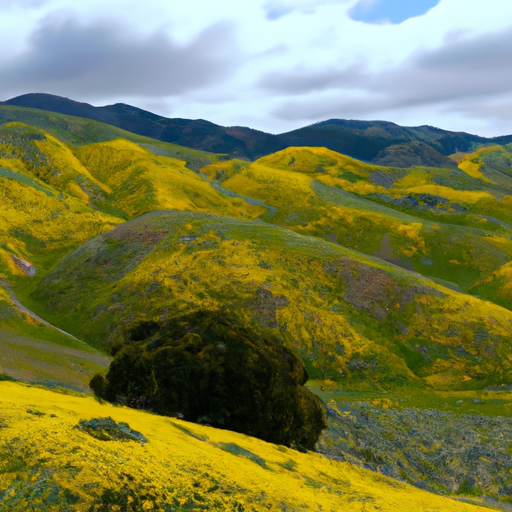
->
205;146;512;291
0;381;490;512
0;121;262;282
32;211;512;390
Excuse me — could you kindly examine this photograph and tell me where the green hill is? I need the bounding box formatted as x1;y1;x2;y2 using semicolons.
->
31;210;512;391
5;93;512;165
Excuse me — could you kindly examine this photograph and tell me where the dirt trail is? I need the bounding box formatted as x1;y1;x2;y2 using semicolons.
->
0;280;88;346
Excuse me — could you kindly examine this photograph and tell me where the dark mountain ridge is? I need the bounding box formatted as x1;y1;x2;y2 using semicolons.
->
3;93;512;166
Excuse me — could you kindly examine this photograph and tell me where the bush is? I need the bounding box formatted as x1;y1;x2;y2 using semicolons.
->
92;311;326;449
89;374;106;398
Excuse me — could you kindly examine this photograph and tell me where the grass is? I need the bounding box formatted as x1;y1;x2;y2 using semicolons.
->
0;381;493;511
0;284;109;391
0;330;109;392
308;381;512;418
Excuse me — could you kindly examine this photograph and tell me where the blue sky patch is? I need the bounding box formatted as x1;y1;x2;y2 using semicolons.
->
349;0;441;25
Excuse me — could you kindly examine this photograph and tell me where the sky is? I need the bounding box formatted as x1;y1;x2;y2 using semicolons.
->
1;0;512;136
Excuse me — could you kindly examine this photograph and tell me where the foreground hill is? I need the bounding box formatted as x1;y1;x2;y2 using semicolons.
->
5;93;512;166
0;381;491;511
32;211;512;390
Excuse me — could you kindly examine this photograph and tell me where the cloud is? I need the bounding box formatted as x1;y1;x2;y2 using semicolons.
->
262;0;350;20
0;14;240;100
348;0;441;25
0;0;48;8
259;64;366;95
260;24;512;123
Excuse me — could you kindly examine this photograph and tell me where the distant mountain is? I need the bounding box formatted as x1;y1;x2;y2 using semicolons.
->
278;119;508;162
1;93;276;159
3;93;512;166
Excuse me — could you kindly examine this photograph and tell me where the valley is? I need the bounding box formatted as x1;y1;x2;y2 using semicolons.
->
2;100;512;510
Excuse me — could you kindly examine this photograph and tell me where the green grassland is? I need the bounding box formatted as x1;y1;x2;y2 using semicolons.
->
0;286;109;390
29;210;512;391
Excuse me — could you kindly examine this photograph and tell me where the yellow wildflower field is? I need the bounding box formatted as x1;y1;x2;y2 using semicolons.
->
0;382;489;511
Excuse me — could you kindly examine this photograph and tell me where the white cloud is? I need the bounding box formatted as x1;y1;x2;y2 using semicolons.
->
1;0;512;136
0;0;48;8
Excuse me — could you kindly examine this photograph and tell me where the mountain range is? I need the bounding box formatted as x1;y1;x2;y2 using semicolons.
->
5;92;512;166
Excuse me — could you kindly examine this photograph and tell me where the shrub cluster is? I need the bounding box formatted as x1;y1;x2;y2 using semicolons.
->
91;311;326;449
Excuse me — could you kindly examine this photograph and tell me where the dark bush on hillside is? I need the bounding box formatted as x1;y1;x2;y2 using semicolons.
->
91;311;326;449
89;374;106;398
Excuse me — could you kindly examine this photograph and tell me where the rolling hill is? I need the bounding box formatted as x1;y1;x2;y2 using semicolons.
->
0;121;262;279
0;381;491;512
204;145;512;291
30;210;512;391
3;104;512;510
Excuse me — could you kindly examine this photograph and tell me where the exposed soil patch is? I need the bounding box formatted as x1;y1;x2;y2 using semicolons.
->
369;172;396;189
324;258;443;321
251;286;289;328
10;255;36;276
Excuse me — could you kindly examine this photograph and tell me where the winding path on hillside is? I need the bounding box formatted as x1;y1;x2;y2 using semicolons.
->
0;280;86;346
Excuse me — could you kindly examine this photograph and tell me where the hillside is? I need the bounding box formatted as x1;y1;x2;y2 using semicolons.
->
0;116;264;389
0;381;493;511
314;383;512;508
31;211;512;391
0;121;263;278
2;116;512;392
4;93;512;166
3;105;512;510
0;285;109;391
204;146;512;291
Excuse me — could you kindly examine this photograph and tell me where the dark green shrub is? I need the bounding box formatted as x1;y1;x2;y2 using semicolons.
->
95;311;326;449
89;374;106;398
